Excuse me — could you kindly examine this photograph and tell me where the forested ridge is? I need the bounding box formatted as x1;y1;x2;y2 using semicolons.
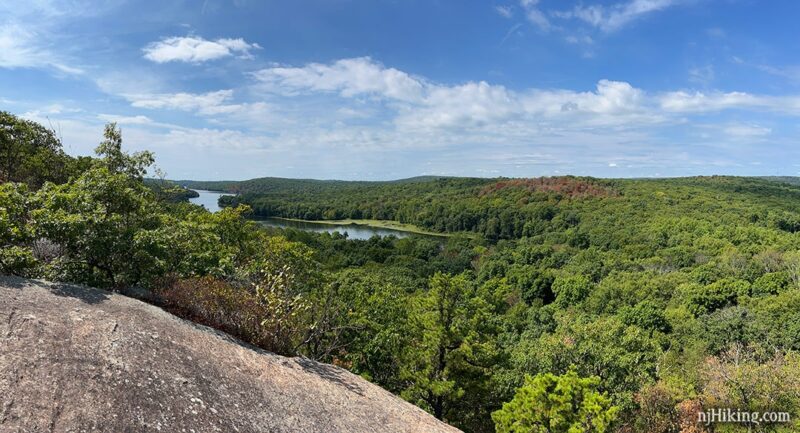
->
191;174;800;241
4;111;800;432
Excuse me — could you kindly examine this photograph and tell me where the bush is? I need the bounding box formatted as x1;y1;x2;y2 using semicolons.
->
156;276;309;356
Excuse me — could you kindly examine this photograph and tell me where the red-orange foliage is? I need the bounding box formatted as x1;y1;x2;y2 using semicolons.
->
478;177;617;199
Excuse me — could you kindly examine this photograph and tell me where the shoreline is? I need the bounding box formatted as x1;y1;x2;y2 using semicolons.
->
258;216;454;237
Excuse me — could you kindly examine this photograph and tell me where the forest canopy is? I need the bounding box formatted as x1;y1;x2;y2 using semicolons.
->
4;111;800;432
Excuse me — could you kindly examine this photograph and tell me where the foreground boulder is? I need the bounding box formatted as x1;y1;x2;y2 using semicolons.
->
0;277;460;433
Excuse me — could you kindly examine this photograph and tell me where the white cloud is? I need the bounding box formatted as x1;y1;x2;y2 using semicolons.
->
555;0;679;32
565;35;594;45
124;90;235;111
500;23;524;46
495;5;513;18
253;58;652;129
84;57;800;177
0;0;125;20
143;35;261;63
158;127;270;151
659;91;750;112
399;79;657;131
725;57;800;85
251;57;800;134
757;64;800;84
251;57;426;103
0;23;82;73
26;103;82;115
522;80;645;116
723;124;772;138
398;81;519;130
0;0;123;74
118;89;275;123
32;52;800;179
97;114;154;125
569;80;645;114
658;91;800;114
519;0;552;31
688;65;715;85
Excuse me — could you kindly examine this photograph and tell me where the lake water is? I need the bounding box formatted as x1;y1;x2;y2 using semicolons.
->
190;189;434;240
256;217;417;240
188;189;233;213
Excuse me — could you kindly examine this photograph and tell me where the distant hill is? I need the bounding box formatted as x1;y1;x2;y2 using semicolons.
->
0;276;460;433
174;175;800;241
143;178;199;202
175;175;468;193
180;175;800;239
760;176;800;186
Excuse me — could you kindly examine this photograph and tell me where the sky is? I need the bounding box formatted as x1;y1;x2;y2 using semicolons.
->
2;0;800;180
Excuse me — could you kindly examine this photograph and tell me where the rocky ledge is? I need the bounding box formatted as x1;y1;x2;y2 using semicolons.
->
0;276;460;433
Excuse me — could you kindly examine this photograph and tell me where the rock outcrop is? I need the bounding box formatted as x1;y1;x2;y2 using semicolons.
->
0;276;461;433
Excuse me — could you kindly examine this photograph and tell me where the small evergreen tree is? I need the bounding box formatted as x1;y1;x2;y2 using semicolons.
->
492;369;618;433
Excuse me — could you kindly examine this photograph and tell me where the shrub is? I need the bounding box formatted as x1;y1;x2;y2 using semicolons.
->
156;276;309;356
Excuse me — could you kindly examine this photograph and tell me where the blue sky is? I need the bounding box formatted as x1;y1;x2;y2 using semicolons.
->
2;0;800;180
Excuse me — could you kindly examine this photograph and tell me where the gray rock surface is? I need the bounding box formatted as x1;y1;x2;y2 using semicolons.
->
0;276;461;433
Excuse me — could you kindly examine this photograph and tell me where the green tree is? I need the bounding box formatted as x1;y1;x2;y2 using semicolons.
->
700;346;800;431
27;123;165;287
0;183;37;275
685;278;750;317
552;275;592;308
513;316;660;412
401;272;504;430
33;167;164;287
303;268;412;387
94;122;154;180
511;267;555;305
752;271;791;297
492;369;618;433
0;111;75;188
619;300;671;334
154;204;263;278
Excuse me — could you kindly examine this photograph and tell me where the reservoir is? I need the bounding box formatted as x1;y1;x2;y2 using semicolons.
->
188;189;233;213
256;217;419;240
189;189;437;240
